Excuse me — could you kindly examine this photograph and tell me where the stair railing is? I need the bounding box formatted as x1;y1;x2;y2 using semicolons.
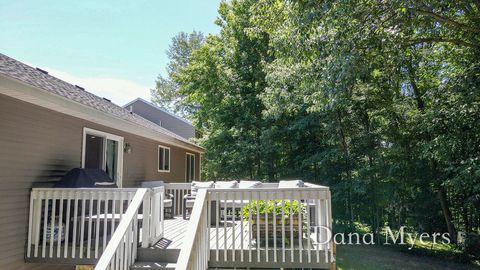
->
95;188;149;270
176;189;210;270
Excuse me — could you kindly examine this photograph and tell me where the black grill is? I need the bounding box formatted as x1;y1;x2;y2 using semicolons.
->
54;168;117;188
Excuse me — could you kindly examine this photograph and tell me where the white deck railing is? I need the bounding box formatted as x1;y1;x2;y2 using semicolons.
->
175;182;334;269
208;184;334;268
176;189;210;270
27;182;333;269
94;188;148;270
27;188;137;260
26;187;165;264
164;182;191;216
144;186;165;246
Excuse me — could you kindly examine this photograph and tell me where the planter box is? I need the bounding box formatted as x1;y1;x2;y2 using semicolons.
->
250;214;303;242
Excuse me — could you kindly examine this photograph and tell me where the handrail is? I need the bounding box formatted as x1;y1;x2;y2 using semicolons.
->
95;188;148;270
176;189;210;270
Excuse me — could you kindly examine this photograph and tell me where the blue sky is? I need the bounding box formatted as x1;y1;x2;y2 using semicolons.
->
0;0;220;104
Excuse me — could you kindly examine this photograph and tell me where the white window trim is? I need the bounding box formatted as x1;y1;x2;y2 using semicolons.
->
158;145;171;173
186;152;195;182
81;127;124;187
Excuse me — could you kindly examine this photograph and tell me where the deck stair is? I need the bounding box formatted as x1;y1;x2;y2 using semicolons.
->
130;243;181;269
130;261;177;270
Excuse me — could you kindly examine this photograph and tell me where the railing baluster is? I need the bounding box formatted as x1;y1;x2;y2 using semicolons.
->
27;190;35;258
232;197;235;262
57;191;64;258
49;191;57;258
207;192;211;262
215;190;219;261
80;191;87;258
73;192;80;259
34;190;42;258
124;223;131;269
273;190;277;263
327;191;334;262
306;191;312;263
240;191;244;262
133;210;138;263
41;190;49;258
95;191;102;258
103;191;109;252
160;189;165;239
223;191;227;261
141;189;151;248
298;191;303;264
265;195;268;263
281;193;285;263
248;190;252;263
289;190;294;263
322;198;328;263
111;192;117;246
64;191;71;258
87;191;94;258
256;191;260;262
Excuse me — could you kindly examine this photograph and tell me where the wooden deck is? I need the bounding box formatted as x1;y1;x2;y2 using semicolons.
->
159;215;330;269
158;216;190;249
160;216;252;250
159;215;323;251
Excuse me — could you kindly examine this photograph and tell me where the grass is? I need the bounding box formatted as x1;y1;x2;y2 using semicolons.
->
336;244;480;270
334;220;480;268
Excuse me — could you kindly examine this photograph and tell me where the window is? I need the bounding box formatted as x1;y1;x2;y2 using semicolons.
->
82;128;123;186
158;145;170;172
186;153;195;182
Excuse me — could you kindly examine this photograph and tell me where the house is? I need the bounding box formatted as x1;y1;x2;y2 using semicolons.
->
0;53;335;270
123;98;196;140
0;53;203;269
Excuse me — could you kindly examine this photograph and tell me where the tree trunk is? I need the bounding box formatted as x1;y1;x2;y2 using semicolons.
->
336;110;354;223
438;186;457;243
407;57;457;242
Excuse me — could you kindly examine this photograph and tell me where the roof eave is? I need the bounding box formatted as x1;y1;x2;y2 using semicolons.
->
0;74;205;153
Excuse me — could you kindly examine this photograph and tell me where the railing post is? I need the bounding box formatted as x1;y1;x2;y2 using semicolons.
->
160;187;165;239
142;189;151;248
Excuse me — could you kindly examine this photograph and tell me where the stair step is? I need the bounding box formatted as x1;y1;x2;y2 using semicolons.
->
137;248;180;263
130;262;176;270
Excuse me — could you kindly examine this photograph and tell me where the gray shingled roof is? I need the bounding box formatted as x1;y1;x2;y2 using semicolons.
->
0;53;203;150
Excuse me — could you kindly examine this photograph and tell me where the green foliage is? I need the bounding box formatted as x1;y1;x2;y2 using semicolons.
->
241;200;306;221
156;0;480;260
151;31;204;116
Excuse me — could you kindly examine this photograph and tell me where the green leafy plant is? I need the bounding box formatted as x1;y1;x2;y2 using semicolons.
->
241;200;306;221
241;200;308;245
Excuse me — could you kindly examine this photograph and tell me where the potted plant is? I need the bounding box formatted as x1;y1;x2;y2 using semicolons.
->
241;200;307;245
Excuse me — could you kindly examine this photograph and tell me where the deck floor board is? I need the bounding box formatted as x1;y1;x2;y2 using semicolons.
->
162;216;322;251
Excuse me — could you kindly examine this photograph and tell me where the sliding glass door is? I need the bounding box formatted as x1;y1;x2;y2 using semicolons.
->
82;128;123;186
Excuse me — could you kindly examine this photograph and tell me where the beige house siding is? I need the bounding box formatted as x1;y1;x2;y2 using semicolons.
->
0;93;201;269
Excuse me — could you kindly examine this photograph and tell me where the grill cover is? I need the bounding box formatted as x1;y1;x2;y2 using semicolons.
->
54;168;117;188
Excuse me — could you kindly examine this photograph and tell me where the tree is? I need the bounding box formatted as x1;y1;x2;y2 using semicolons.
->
151;31;204;117
158;0;480;250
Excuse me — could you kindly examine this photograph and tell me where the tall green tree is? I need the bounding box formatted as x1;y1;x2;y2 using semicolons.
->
151;31;204;117
158;0;480;248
